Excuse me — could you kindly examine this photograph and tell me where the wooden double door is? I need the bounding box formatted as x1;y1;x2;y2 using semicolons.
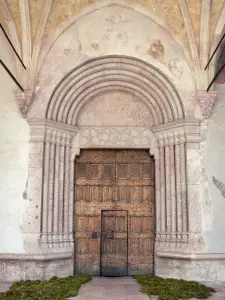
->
74;150;155;276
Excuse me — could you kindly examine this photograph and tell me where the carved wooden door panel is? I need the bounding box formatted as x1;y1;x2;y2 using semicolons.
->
74;150;116;275
116;150;155;275
101;210;128;277
74;150;155;276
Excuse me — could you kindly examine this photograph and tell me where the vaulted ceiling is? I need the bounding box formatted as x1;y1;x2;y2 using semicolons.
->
0;0;224;118
1;0;224;51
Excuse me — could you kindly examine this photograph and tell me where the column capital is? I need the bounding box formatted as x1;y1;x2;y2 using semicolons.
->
158;138;165;148
164;135;170;147
14;88;33;119
168;133;175;145
174;132;180;145
197;90;217;119
179;134;186;144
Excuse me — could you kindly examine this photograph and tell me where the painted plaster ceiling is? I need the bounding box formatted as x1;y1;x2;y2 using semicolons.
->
1;0;224;50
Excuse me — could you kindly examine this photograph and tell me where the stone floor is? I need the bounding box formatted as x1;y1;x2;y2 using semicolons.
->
69;277;150;300
0;283;11;293
69;277;225;300
1;277;225;300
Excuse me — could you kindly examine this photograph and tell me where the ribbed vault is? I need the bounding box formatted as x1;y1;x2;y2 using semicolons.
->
46;56;185;126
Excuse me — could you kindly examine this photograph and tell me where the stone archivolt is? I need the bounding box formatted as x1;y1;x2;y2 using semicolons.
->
25;56;204;262
46;56;185;125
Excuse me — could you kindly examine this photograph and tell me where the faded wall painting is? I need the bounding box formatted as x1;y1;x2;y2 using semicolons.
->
147;40;165;64
77;91;153;128
31;5;196;120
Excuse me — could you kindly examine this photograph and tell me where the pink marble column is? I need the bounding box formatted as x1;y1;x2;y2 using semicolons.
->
58;135;66;247
174;134;182;242
169;135;176;242
155;155;161;233
159;140;166;240
164;136;171;235
63;134;71;246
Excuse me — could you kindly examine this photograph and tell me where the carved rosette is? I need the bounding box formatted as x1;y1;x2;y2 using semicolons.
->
197;91;217;119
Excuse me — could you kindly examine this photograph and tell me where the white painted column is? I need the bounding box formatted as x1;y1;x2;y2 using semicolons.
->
48;131;56;247
150;147;160;246
68;152;75;246
41;129;51;244
58;134;66;247
180;135;188;241
53;133;61;246
63;134;71;246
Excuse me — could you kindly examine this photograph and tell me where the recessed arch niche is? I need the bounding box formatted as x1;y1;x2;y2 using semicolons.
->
26;55;204;278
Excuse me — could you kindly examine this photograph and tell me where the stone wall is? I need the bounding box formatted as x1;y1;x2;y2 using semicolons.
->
0;3;225;283
0;31;29;253
155;255;225;283
203;83;225;253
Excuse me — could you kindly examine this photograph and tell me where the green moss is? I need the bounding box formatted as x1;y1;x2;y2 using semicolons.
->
0;275;92;300
134;275;215;300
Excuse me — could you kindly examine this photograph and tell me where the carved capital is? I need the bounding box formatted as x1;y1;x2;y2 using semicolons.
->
14;89;33;119
197;91;217;119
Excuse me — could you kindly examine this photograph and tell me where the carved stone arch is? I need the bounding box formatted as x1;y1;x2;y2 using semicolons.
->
24;54;205;281
46;56;185;125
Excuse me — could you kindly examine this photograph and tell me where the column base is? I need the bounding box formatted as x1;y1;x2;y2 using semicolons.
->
155;253;225;283
0;252;73;282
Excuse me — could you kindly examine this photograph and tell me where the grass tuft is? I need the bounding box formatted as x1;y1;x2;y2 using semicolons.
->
134;275;215;300
0;275;92;300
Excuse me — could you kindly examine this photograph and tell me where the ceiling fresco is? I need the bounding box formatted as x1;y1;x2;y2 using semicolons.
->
0;0;224;118
1;0;223;50
30;0;46;42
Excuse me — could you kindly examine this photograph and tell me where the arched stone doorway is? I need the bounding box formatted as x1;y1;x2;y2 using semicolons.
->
26;55;203;279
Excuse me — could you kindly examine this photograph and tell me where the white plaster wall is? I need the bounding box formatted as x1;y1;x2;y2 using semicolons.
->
204;83;225;253
0;31;29;253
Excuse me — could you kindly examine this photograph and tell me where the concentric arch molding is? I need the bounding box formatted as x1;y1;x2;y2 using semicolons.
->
45;55;185;126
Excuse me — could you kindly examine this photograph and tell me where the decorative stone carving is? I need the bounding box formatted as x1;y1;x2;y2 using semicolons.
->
14;89;33;119
79;127;154;148
77;91;153;128
197;91;217;119
16;55;209;281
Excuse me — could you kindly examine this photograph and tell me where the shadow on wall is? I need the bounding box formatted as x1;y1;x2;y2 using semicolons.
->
216;40;225;84
213;176;225;198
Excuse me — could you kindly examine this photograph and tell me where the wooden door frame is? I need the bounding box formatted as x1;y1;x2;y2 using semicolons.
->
100;209;129;277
